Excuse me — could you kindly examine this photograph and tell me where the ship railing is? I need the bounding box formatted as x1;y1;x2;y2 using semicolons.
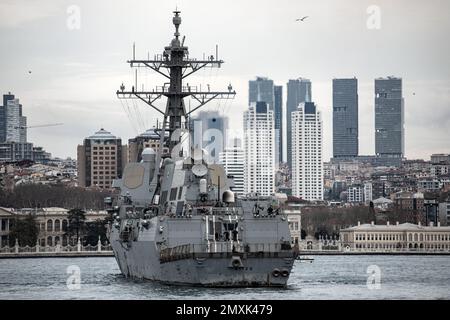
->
210;207;240;215
0;243;113;256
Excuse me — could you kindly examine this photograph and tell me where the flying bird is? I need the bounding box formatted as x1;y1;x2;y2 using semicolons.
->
28;70;32;74
296;16;309;22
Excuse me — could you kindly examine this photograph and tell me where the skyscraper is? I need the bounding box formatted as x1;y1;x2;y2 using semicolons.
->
5;98;26;143
286;78;311;169
219;138;244;196
77;128;128;189
243;102;275;196
274;85;283;164
249;77;283;166
0;93;15;143
189;110;228;164
249;76;274;109
375;77;404;161
333;78;358;158
291;102;323;201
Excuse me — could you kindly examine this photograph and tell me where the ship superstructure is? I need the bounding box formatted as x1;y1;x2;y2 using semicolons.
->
107;10;297;287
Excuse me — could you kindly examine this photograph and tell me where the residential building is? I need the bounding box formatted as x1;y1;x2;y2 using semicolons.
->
243;102;275;196
286;78;311;168
291;102;323;200
77;128;127;189
128;128;169;163
219;139;244;196
274;85;283;164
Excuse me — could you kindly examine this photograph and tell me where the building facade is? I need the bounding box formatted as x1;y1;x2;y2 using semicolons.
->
340;222;450;251
333;78;358;158
0;93;16;143
375;77;404;162
128;128;169;163
243;102;275;196
0;207;108;247
286;78;311;169
219;140;244;196
249;76;274;109
274;85;283;165
0;141;33;162
248;77;283;165
77;128;127;189
291;102;323;200
190;110;228;164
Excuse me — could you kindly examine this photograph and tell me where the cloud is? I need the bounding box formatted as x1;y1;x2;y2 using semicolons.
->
0;0;61;28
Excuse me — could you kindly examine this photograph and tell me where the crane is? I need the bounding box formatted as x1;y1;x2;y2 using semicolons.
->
14;123;63;130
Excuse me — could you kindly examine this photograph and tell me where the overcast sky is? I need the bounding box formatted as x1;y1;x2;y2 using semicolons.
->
0;0;449;160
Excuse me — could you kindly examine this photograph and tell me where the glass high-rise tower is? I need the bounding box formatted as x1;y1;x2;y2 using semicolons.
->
286;78;311;168
375;77;404;160
333;78;358;158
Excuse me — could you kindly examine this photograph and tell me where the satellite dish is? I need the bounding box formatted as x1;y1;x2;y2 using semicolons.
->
192;164;208;177
209;164;226;188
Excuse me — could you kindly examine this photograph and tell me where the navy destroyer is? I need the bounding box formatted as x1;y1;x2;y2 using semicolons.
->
107;10;297;287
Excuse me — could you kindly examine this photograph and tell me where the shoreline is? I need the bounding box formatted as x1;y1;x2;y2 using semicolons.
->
1;251;450;259
0;252;114;259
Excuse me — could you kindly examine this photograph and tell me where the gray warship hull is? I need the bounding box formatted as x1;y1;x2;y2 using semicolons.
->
110;214;296;287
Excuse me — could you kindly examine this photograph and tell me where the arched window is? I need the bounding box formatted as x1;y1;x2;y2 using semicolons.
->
62;219;68;232
55;236;60;245
408;234;412;242
54;220;61;232
40;238;45;246
47;220;53;232
62;235;68;246
47;236;53;246
414;234;418;242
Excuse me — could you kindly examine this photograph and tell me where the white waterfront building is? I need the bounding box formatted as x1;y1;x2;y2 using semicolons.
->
243;102;275;196
219;142;245;196
291;102;323;201
340;221;450;251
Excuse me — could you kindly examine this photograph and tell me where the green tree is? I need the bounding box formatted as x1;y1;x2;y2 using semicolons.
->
8;214;39;246
66;208;87;244
85;219;108;245
301;229;307;240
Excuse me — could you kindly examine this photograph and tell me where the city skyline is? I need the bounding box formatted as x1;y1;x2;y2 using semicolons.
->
0;0;448;160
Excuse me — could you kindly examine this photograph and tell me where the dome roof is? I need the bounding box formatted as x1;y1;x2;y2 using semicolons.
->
88;128;117;140
139;128;160;139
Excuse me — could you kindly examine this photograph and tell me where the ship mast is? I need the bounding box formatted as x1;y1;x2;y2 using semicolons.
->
117;10;236;153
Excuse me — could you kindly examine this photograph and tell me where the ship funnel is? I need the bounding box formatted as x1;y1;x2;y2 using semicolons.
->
222;190;235;203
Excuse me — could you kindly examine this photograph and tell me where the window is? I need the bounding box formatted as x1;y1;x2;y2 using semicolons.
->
47;220;53;232
54;220;60;232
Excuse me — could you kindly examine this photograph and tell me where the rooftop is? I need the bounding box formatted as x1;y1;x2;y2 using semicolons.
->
87;128;118;140
341;222;450;232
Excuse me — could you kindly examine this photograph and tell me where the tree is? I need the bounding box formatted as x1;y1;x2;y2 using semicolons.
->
301;229;307;240
85;219;108;245
66;208;87;244
8;214;39;246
